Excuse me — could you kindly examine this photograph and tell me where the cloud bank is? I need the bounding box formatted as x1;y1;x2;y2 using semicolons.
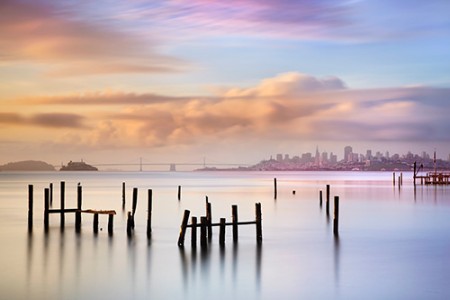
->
5;72;450;152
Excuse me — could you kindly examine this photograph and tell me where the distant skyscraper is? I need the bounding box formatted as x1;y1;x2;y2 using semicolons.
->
366;150;372;160
276;154;283;162
344;146;352;162
315;146;320;166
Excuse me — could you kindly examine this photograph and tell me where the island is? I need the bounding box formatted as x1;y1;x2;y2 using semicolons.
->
60;160;98;171
0;160;55;171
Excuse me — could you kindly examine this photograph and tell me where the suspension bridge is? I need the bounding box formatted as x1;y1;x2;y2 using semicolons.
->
58;158;251;171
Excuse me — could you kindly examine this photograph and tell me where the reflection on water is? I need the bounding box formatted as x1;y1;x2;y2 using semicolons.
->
4;171;450;299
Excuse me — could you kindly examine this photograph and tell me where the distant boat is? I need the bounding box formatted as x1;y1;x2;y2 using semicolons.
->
60;160;98;171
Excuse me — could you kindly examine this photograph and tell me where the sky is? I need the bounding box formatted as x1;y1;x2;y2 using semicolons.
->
1;0;450;168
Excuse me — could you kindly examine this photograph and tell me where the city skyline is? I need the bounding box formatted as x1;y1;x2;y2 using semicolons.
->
1;1;450;165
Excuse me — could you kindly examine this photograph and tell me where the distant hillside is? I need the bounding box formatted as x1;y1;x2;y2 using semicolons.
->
0;160;55;171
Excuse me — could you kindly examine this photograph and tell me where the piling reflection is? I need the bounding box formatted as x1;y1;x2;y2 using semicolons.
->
178;242;262;294
334;235;340;285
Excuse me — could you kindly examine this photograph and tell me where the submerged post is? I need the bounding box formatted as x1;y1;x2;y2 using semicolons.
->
255;203;262;244
93;213;99;234
147;189;152;239
206;199;212;241
274;178;277;199
177;210;190;247
108;214;114;236
75;185;82;233
219;218;226;246
333;196;339;236
49;183;53;206
326;184;330;217
191;216;197;248
319;190;323;208
60;181;65;230
178;185;181;201
127;211;133;237
232;205;238;243
393;172;396;186
200;216;207;249
131;187;138;229
122;182;126;210
44;188;49;232
28;184;33;232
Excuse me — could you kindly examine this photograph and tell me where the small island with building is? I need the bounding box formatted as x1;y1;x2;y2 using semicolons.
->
60;160;98;171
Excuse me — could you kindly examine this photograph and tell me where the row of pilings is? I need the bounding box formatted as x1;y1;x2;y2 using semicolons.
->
27;178;340;244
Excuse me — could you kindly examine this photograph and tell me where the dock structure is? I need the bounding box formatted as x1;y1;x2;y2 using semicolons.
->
413;161;450;185
177;202;263;247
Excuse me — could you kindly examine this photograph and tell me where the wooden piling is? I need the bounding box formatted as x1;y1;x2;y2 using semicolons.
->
200;216;207;249
75;185;82;232
127;211;133;237
177;210;190;246
206;199;212;241
400;173;403;186
232;205;238;243
219;218;226;246
393;172;395;186
49;183;53;206
333;196;339;236
326;184;330;217
44;188;49;232
147;189;152;239
274;178;277;199
122;182;126;210
60;181;65;229
191;216;197;248
28;184;33;232
255;203;262;244
131;187;138;229
319;190;323;208
108;214;114;236
93;213;99;234
178;185;181;201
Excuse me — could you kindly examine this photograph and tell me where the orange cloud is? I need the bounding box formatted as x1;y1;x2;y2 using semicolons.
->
3;72;450;152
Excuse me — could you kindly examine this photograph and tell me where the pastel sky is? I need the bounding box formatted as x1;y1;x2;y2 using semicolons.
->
1;0;450;168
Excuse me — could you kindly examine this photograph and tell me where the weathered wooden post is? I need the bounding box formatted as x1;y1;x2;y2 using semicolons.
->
44;188;49;232
131;187;138;229
333;196;339;236
200;216;207;249
93;213;99;234
274;178;277;199
326;184;330;217
219;218;226;246
206;199;212;241
49;183;53;206
319;190;323;208
191;216;197;248
28;184;33;232
232;205;238;243
255;203;262;244
413;162;417;185
178;185;181;201
177;210;190;247
122;182;126;210
60;181;65;230
393;172;395;186
108;214;114;236
75;185;82;233
127;211;133;237
400;173;403;186
147;189;152;239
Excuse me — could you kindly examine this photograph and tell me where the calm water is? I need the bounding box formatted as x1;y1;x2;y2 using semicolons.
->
1;171;450;299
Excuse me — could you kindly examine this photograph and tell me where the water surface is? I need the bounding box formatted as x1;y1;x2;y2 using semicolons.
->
1;171;449;299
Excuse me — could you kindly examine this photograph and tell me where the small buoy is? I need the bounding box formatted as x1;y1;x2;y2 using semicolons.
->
292;190;296;195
